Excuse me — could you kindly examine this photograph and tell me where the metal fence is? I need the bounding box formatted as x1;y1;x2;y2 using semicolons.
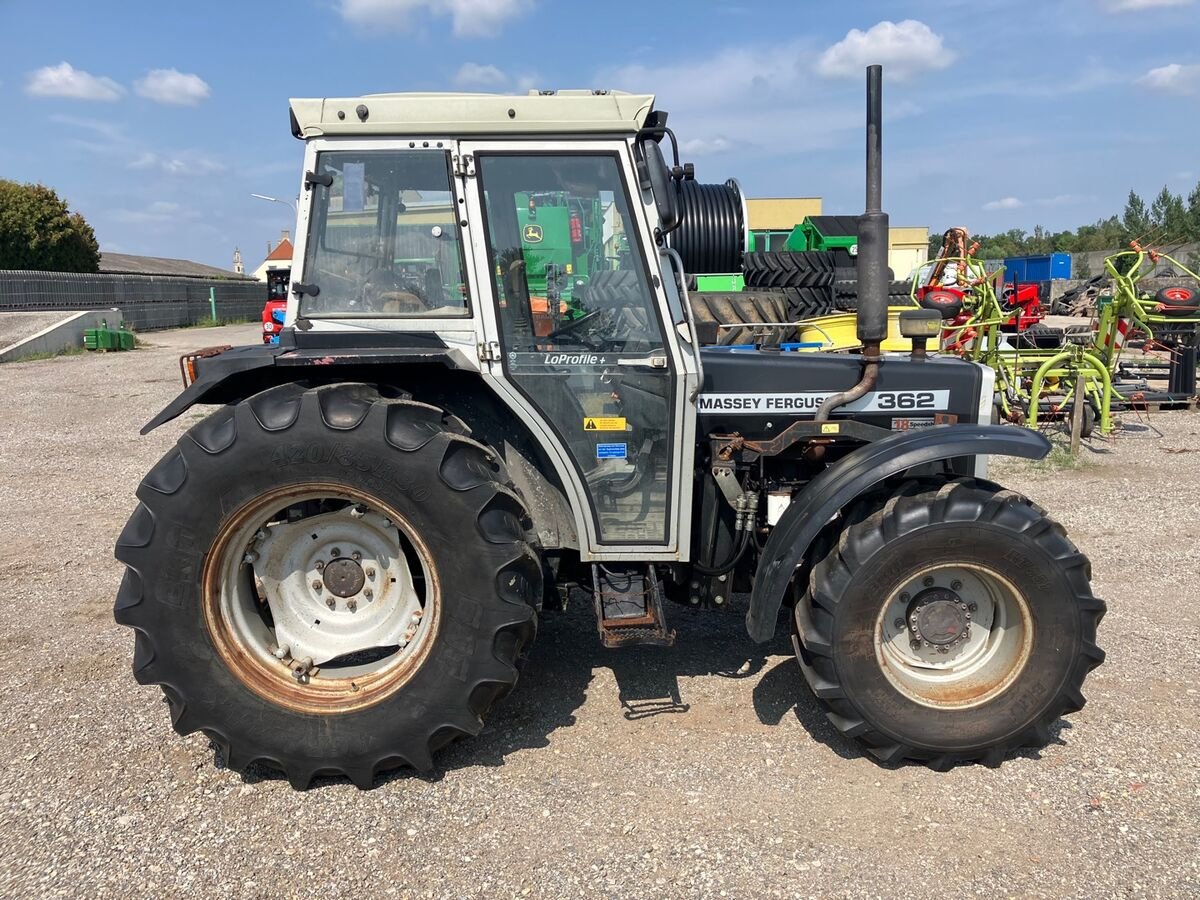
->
0;270;267;331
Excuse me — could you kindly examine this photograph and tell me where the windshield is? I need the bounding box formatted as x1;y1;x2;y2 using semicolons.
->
300;150;468;317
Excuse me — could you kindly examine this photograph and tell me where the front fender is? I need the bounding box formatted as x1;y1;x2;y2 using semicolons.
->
745;425;1051;643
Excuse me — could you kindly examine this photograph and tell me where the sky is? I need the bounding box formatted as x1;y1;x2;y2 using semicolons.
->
1;0;1199;270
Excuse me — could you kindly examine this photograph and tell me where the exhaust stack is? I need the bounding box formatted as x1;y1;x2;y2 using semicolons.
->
856;64;888;349
815;65;887;422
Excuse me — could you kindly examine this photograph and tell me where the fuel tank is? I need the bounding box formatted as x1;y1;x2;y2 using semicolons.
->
696;348;989;438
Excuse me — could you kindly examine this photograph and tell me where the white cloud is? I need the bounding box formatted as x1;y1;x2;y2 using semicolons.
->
130;151;225;177
454;62;508;87
680;136;733;155
983;197;1023;211
110;201;200;225
817;20;955;81
26;62;123;101
338;0;533;38
1036;194;1094;207
134;69;211;106
1136;62;1200;94
1102;0;1191;11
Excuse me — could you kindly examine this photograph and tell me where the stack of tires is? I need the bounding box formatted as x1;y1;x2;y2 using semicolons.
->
686;250;914;346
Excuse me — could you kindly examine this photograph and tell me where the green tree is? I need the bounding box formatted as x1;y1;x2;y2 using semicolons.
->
1149;185;1188;241
0;179;100;272
1186;182;1200;241
1122;189;1151;242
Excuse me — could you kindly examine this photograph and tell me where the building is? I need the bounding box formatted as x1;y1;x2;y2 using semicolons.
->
744;197;927;275
99;252;256;281
252;231;293;282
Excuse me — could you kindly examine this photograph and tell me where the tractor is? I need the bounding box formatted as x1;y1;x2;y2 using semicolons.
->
114;67;1104;789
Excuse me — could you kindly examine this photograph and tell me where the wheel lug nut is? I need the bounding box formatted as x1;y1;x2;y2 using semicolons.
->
365;568;376;579
909;639;921;650
312;580;323;592
315;560;325;571
326;598;336;610
347;599;358;612
899;592;910;603
272;644;289;659
331;547;341;558
968;602;978;612
243;551;258;564
352;551;362;562
894;617;905;629
364;589;374;600
951;580;963;591
923;576;935;587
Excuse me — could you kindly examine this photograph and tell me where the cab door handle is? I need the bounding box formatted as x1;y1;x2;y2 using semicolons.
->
616;355;668;369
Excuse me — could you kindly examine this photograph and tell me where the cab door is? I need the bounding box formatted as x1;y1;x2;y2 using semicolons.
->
459;141;697;559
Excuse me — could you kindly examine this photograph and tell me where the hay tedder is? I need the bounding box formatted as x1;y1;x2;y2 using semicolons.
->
914;232;1200;435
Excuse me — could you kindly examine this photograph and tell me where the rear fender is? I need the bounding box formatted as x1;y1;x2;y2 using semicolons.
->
745;426;1051;643
141;345;460;435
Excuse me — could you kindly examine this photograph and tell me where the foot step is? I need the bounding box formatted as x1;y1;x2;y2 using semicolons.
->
591;563;675;648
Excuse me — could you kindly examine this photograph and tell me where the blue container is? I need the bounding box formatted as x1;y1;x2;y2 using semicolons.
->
1003;252;1072;282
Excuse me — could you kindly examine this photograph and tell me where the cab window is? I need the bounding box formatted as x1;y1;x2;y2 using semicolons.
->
301;150;468;317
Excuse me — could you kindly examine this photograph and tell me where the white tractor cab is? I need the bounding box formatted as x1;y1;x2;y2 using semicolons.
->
117;69;1104;788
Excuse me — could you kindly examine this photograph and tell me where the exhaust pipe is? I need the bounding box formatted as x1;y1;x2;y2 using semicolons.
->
817;64;887;421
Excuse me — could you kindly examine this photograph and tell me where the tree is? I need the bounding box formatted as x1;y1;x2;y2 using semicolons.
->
1121;189;1151;243
0;179;100;272
1149;185;1188;242
1186;182;1200;240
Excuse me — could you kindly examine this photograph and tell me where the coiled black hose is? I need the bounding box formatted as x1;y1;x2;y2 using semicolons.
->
667;179;747;275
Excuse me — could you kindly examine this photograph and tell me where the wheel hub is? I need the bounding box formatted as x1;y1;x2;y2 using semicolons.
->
324;558;366;598
909;588;970;648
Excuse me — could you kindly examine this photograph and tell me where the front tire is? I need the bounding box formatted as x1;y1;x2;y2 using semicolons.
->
114;383;542;788
793;479;1104;768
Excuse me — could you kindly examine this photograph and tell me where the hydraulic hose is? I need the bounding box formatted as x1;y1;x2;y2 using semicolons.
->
691;529;751;576
667;179;747;274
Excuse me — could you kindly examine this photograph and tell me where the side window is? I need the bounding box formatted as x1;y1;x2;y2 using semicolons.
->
477;154;664;353
301;150;468;317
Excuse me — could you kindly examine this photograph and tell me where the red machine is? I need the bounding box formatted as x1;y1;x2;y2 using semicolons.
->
261;267;290;344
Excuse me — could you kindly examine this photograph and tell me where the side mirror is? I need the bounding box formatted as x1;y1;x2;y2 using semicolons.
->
635;139;680;233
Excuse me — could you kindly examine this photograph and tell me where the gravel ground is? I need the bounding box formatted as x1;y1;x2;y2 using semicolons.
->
1;324;1198;899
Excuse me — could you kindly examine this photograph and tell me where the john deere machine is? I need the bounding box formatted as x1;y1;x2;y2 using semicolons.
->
115;67;1104;789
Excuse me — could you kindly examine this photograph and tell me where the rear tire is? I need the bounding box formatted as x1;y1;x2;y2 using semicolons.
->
793;479;1104;768
114;383;542;788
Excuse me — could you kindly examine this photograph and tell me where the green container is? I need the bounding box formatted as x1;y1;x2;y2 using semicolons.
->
693;273;744;292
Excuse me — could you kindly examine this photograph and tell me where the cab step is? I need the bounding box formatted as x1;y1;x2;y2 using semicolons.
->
591;563;675;648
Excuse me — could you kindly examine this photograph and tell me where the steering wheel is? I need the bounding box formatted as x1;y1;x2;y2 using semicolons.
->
362;267;427;313
546;309;605;343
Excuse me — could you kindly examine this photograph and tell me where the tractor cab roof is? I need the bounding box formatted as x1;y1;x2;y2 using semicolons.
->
289;90;657;139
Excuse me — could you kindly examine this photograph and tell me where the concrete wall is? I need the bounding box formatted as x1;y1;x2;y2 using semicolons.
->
0;309;121;363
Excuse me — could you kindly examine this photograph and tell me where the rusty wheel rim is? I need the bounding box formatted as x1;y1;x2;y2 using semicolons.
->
874;563;1033;710
201;483;441;715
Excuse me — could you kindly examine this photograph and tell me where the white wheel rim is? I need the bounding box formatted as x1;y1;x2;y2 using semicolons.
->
874;563;1033;709
202;484;441;714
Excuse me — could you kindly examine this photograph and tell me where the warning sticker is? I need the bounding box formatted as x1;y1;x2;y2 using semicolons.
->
596;442;628;460
821;423;840;434
584;417;627;431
